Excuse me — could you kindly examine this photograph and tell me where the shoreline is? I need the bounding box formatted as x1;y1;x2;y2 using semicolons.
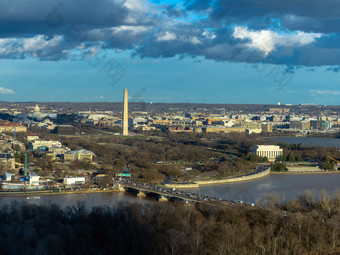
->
271;171;340;175
165;169;340;189
2;170;340;197
0;189;119;197
165;168;271;188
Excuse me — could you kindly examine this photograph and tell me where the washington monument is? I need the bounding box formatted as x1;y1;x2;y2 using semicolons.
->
122;87;128;135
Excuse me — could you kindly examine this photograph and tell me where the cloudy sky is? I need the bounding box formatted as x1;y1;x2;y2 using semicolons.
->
0;0;340;104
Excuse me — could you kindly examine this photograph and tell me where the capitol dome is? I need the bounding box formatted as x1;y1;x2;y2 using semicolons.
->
33;104;40;112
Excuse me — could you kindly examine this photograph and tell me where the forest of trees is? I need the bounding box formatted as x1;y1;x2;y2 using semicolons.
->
3;191;340;254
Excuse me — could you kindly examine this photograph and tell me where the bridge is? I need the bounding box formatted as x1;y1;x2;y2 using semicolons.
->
117;182;244;206
118;183;202;203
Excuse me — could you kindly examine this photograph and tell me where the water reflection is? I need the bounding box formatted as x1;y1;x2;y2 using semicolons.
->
271;137;340;147
188;173;340;204
0;191;154;208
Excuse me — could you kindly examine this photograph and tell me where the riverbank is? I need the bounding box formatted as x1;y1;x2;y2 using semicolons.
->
165;168;271;188
271;171;340;175
196;168;271;185
0;188;118;197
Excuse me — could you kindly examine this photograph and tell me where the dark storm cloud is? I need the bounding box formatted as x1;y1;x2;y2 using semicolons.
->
0;0;133;37
0;0;340;68
162;4;187;18
185;0;340;33
0;0;154;60
184;0;214;11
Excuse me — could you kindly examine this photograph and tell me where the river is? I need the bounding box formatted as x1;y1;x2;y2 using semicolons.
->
186;136;340;203
271;137;340;147
187;173;340;204
1;173;340;206
0;191;154;208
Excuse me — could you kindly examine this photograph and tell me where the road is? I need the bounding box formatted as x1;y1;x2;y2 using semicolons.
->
118;180;253;206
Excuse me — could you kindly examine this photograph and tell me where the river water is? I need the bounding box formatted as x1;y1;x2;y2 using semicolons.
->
187;173;340;204
271;137;340;147
188;137;340;204
0;191;154;208
1;173;339;206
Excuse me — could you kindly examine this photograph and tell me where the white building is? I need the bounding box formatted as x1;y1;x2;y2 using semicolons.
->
28;140;62;150
252;145;283;160
27;104;57;120
28;175;40;185
246;128;262;134
27;135;40;142
4;172;15;181
63;177;86;185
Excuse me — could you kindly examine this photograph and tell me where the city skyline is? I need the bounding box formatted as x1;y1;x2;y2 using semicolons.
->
0;0;339;105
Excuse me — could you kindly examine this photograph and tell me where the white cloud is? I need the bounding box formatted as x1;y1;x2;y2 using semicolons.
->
156;32;202;45
309;90;340;96
94;95;104;100
202;30;216;40
189;36;202;45
233;26;322;56
86;26;150;41
122;0;148;23
0;35;66;59
0;87;15;94
22;35;63;51
112;25;150;35
157;31;177;42
123;0;146;12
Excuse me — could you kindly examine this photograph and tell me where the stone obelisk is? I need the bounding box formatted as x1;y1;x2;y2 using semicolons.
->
122;87;128;136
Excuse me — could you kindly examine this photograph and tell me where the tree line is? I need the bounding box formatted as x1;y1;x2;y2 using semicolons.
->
3;191;340;254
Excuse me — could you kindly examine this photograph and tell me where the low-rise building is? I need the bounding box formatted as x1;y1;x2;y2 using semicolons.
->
48;146;70;155
168;126;192;133
28;140;62;150
28;175;40;185
27;135;40;142
55;125;76;135
62;153;75;161
246;128;262;134
63;177;86;185
4;172;15;181
261;123;273;133
202;127;246;133
0;153;15;169
0;120;27;133
64;149;95;161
